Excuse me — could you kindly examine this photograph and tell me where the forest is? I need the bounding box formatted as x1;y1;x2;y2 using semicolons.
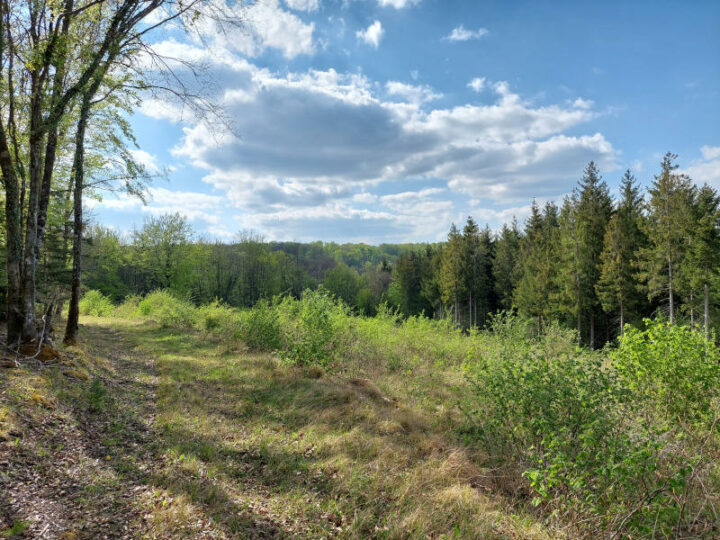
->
1;0;719;538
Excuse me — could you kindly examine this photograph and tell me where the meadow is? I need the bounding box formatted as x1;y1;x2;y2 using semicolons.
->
64;288;720;538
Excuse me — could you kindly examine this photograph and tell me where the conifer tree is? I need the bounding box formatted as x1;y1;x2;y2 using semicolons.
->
440;224;466;324
515;201;559;333
681;184;720;337
596;170;647;336
492;219;521;311
638;153;694;324
575;162;613;347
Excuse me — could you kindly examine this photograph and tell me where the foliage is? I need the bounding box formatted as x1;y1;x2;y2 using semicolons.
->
137;290;197;328
239;299;282;351
78;290;114;317
613;319;720;422
277;289;352;366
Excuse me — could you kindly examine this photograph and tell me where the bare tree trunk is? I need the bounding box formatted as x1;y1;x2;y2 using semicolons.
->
690;290;695;330
589;312;595;349
704;283;710;340
64;96;92;345
668;261;675;324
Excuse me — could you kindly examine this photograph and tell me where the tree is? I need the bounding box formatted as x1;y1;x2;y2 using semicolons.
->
638;153;695;324
596;171;647;336
493;219;521;312
324;263;361;308
575;162;613;347
515;201;560;333
681;184;720;338
440;224;466;325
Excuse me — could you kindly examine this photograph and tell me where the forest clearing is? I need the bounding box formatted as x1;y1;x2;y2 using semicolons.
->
1;292;719;538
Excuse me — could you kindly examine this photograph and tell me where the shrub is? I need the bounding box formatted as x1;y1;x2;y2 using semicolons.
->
78;290;114;317
240;299;282;351
114;295;141;318
137;290;197;328
613;319;720;423
278;289;352;366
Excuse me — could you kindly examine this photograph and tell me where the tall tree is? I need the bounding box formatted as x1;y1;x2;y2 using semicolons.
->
439;224;465;325
596;171;647;336
638;153;694;324
681;184;720;338
493;219;521;312
575;162;613;347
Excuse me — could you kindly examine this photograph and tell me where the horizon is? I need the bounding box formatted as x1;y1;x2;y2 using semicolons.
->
89;0;720;244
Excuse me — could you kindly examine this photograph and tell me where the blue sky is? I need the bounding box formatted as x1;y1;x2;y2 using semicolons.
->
89;0;720;243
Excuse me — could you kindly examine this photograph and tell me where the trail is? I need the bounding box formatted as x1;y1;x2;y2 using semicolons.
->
1;324;162;539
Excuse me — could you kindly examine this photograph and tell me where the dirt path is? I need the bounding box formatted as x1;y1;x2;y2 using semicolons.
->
1;324;162;539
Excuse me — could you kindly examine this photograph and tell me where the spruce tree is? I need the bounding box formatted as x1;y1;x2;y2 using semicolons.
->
493;219;521;312
440;224;466;325
575;162;613;347
638;153;694;324
681;184;720;337
596;170;647;336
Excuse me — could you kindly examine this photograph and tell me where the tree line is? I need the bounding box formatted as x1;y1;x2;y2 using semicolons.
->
62;153;718;348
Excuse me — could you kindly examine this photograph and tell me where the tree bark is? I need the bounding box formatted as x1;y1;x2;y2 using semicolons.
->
64;95;93;345
589;312;595;349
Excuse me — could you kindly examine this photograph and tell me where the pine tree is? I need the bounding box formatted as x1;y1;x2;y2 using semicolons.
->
638;153;695;324
596;170;647;336
440;224;466;325
555;193;582;337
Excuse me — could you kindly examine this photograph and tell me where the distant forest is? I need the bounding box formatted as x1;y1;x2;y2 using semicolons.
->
21;152;720;348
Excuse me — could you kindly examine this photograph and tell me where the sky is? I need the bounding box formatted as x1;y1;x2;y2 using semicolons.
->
88;0;720;244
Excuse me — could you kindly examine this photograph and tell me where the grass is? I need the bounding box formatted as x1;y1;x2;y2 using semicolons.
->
100;316;551;539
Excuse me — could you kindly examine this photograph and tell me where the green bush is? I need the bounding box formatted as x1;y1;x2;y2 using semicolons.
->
137;290;197;328
240;299;282;351
79;290;115;316
114;295;141;318
277;289;352;366
613;319;720;423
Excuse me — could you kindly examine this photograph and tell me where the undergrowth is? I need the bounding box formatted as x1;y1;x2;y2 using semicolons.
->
79;289;720;538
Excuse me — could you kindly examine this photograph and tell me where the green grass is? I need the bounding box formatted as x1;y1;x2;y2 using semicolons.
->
92;316;551;539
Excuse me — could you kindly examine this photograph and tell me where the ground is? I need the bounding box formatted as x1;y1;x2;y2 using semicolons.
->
0;318;551;539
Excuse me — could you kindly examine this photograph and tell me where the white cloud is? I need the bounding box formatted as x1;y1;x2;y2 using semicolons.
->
137;43;618;239
356;20;384;48
467;77;486;93
386;81;442;105
445;25;488;42
685;146;720;189
378;0;420;8
284;0;319;11
129;149;161;174
572;98;594;109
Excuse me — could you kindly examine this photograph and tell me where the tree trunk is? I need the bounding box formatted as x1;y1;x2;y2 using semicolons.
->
619;298;624;338
690;290;695;330
589;312;595;349
0;128;24;345
704;283;710;340
64;97;92;345
668;261;675;324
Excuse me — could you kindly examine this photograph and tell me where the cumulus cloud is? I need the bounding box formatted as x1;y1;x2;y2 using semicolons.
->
137;39;617;239
356;20;384;48
445;25;488;42
284;0;319;11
